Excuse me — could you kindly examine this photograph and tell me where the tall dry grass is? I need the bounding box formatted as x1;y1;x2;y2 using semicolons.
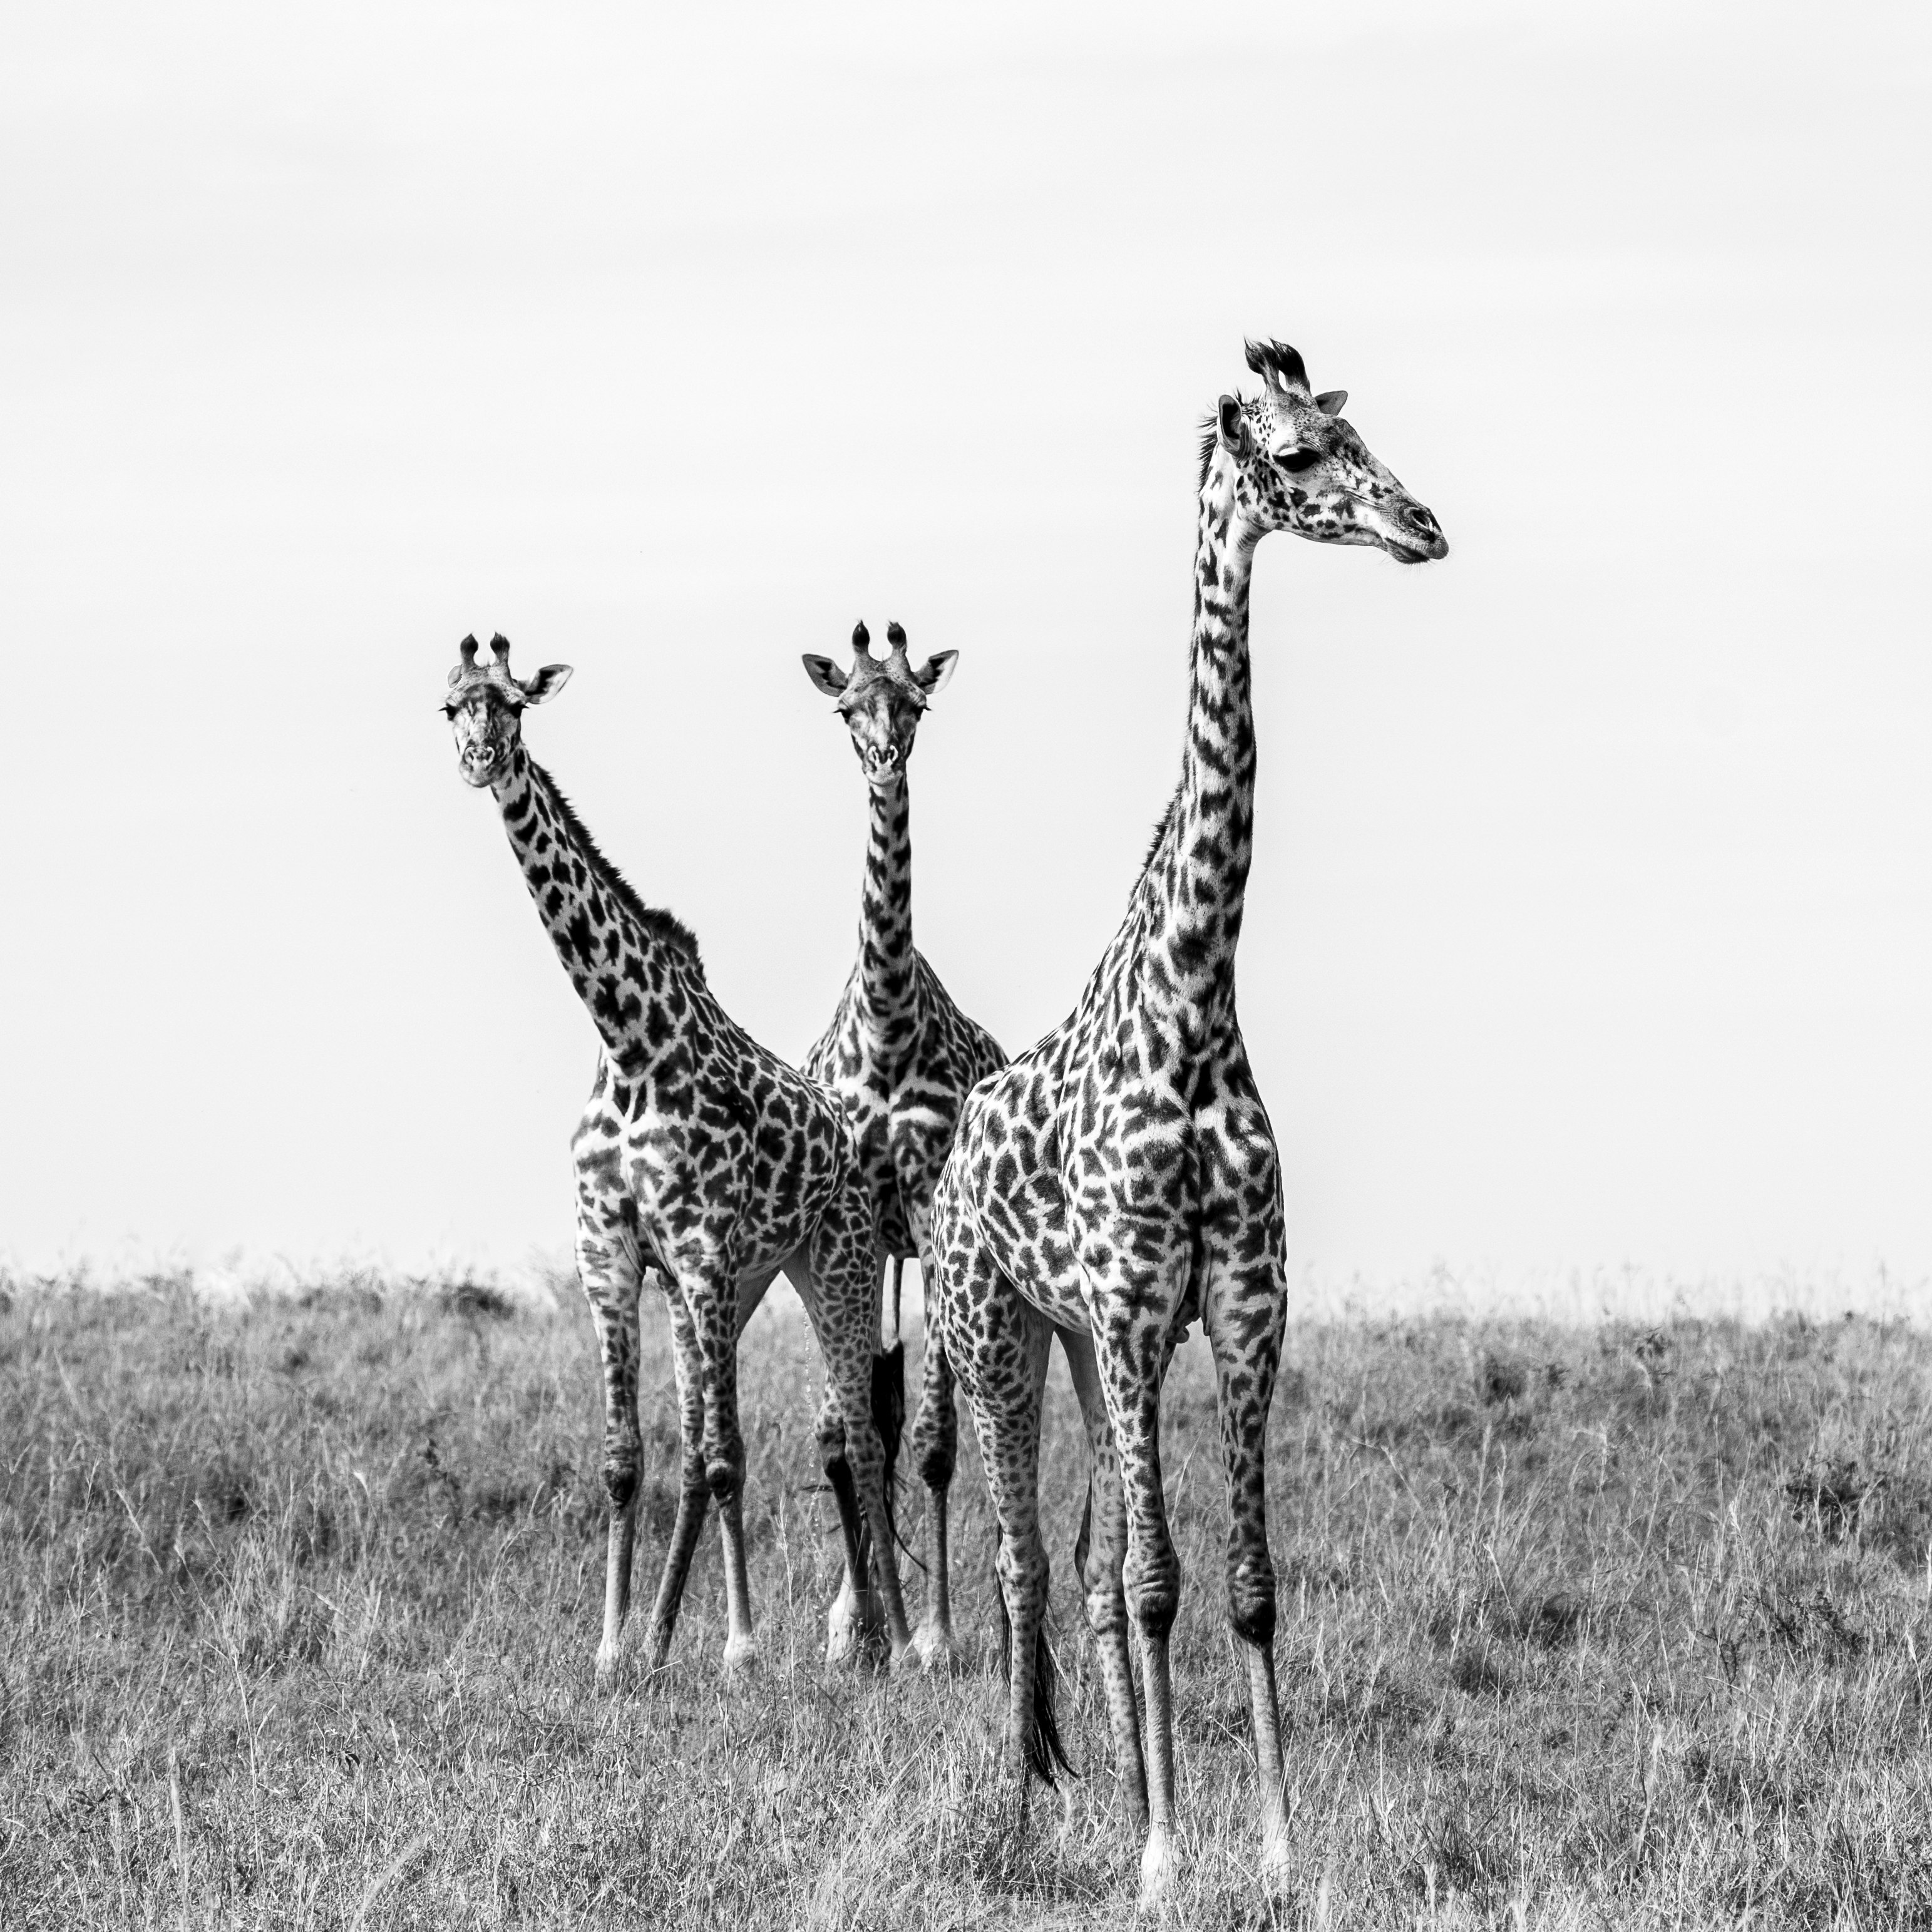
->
1;1275;1928;1928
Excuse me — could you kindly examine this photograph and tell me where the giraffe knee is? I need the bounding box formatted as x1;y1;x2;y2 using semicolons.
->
704;1455;742;1504
995;1536;1047;1601
1227;1556;1278;1646
913;1416;955;1491
1128;1550;1181;1640
1134;1585;1179;1642
602;1456;639;1510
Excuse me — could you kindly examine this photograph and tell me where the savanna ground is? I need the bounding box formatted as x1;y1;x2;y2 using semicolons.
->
2;1275;1929;1930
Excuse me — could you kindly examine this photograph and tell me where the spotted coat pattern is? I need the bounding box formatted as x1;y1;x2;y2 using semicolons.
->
799;624;1005;1664
927;342;1447;1901
444;634;912;1684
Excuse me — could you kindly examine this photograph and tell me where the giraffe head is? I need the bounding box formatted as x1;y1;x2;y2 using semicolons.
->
1211;340;1447;565
443;634;573;787
801;621;957;788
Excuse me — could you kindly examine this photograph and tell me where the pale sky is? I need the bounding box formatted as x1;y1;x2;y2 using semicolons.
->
3;1;1928;1292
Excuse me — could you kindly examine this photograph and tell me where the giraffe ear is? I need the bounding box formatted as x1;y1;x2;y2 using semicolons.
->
521;664;573;705
915;650;958;697
801;654;848;697
1314;389;1348;416
1216;395;1254;460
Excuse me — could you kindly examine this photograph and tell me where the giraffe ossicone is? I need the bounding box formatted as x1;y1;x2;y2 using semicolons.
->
444;634;911;1687
798;619;1005;1672
927;340;1445;1904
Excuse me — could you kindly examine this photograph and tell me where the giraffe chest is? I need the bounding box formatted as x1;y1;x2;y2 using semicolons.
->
821;1065;967;1260
809;969;1003;1261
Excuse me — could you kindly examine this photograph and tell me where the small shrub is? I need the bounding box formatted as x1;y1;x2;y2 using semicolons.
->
1449;1645;1514;1698
1786;1457;1876;1539
1522;1590;1584;1648
1478;1354;1527;1405
438;1278;517;1322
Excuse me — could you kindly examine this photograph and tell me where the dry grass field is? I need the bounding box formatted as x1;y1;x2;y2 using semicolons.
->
2;1275;1929;1929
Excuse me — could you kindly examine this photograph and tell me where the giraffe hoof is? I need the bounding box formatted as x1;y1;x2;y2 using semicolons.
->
721;1633;761;1675
910;1621;966;1675
1137;1829;1179;1909
593;1644;624;1693
1259;1829;1292;1889
825;1586;884;1665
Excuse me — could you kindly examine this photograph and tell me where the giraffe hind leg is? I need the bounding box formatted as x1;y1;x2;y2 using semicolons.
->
933;1211;1070;1784
1060;1325;1147;1825
639;1272;712;1674
1081;1251;1191;1904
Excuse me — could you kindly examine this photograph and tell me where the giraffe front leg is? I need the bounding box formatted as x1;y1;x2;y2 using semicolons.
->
640;1277;711;1673
795;1181;913;1664
783;1245;883;1665
677;1253;758;1673
817;1248;898;1663
1205;1253;1292;1884
814;1371;885;1663
908;1243;964;1673
577;1236;645;1691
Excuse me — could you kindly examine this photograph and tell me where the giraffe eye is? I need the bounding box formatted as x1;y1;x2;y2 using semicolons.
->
1273;447;1321;475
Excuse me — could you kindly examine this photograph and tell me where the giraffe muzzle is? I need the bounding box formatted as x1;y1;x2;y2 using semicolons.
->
1390;501;1448;563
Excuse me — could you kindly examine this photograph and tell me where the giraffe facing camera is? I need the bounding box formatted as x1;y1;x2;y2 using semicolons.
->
444;634;912;1685
443;634;573;789
797;618;1005;1672
801;620;959;789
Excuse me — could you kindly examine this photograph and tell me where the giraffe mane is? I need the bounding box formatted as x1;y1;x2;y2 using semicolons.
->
1197;397;1260;491
527;757;705;973
1196;416;1220;493
1141;781;1181;876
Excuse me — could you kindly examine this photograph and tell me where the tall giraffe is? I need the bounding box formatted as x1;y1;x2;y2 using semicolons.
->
799;620;1005;1667
927;341;1447;1901
443;634;912;1683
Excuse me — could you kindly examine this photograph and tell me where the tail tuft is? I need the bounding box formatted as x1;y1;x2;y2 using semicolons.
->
870;1342;906;1548
1024;1622;1076;1787
993;1558;1077;1787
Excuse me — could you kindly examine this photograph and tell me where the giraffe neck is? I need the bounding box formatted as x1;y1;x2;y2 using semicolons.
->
491;748;704;1062
853;776;917;1049
1142;446;1257;1004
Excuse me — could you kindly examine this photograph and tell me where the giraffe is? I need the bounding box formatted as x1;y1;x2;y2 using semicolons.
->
927;341;1447;1902
799;620;1006;1667
442;633;913;1684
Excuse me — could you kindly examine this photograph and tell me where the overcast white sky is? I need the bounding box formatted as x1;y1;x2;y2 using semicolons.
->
2;1;1928;1294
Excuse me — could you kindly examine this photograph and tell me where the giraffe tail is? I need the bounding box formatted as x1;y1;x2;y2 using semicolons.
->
870;1340;905;1550
993;1568;1077;1787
